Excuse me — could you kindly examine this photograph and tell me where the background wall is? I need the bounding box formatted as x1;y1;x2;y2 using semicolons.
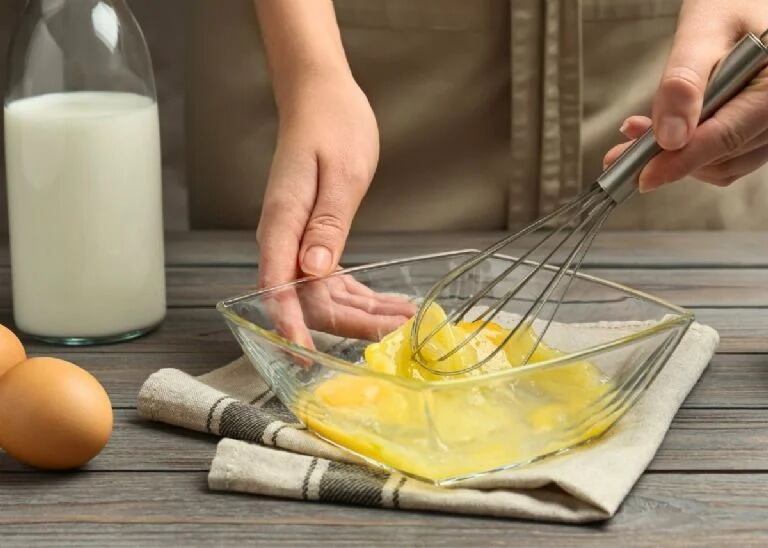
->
0;0;190;238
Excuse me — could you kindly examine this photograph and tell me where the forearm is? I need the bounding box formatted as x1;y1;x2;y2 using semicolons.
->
254;0;351;109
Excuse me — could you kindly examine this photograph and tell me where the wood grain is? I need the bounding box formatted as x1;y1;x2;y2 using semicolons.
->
0;306;760;412
0;267;766;309
0;351;756;411
160;230;768;268
1;472;767;546
3;230;768;267
1;308;241;355
687;354;768;408
2;407;768;473
0;309;763;411
22;352;239;408
3;306;766;356
692;308;768;353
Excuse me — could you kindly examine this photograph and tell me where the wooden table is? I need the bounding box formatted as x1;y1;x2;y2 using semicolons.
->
1;230;767;546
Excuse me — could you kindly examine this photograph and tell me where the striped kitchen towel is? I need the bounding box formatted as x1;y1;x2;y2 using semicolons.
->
137;321;719;523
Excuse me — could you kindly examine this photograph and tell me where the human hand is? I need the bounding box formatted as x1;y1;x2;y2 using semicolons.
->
295;275;414;341
253;1;398;349
257;71;379;287
256;71;382;347
262;275;415;352
603;0;768;192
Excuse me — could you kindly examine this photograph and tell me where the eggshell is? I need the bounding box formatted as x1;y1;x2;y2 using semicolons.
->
0;324;26;377
0;357;113;469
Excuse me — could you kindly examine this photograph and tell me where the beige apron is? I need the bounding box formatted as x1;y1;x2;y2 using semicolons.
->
186;0;768;231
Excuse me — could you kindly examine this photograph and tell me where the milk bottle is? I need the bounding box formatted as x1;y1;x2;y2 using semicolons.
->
4;1;166;344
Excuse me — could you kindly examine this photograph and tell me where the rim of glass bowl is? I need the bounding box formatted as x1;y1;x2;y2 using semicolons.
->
217;250;695;388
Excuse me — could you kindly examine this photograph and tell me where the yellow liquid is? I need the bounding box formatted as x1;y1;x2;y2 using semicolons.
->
300;304;618;482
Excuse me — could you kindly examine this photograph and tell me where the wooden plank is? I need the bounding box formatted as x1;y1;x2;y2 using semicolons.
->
1;472;768;545
0;309;762;412
2;408;768;473
0;351;755;412
586;268;768;308
686;354;768;408
3;307;766;356
19;352;236;408
159;230;768;268
653;409;768;471
0;267;765;309
334;231;768;268
0;266;256;311
0;316;762;411
11;306;768;356
163;230;256;266
0;411;216;472
0;308;240;355
693;308;768;353
1;231;767;269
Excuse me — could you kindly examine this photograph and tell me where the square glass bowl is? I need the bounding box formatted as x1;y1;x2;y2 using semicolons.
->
218;251;693;485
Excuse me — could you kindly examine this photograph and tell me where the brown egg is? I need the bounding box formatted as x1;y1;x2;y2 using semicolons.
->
0;357;113;470
0;324;26;377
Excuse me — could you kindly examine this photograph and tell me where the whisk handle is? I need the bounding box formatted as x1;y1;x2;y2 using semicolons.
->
597;31;768;204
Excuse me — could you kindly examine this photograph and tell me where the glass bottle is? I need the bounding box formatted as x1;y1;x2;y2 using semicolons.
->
4;0;166;344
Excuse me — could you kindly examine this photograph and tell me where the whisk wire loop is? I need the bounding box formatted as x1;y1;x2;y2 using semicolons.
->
518;198;616;367
412;187;615;375
410;186;603;362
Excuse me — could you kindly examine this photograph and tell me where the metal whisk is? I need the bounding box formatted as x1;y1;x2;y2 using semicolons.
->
411;30;768;376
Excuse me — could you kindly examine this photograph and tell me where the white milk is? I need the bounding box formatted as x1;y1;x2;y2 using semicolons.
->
4;92;166;340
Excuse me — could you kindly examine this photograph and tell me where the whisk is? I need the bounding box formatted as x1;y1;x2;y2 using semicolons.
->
411;30;768;376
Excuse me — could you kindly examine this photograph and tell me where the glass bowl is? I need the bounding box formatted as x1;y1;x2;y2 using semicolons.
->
218;251;693;485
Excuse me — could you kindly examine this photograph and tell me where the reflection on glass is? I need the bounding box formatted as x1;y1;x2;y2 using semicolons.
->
92;2;119;51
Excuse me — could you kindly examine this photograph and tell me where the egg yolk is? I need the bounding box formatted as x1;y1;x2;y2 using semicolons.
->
300;304;619;482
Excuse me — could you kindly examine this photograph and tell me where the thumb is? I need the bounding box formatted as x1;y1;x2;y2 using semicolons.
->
299;157;370;276
652;11;732;151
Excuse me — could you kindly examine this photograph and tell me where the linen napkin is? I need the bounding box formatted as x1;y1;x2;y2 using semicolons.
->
138;320;718;523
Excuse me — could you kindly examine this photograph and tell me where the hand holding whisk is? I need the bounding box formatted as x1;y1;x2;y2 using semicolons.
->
411;29;768;376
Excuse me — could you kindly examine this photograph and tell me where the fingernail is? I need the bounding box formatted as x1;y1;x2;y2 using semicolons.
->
638;177;658;194
619;120;630;135
302;245;333;275
658;116;688;150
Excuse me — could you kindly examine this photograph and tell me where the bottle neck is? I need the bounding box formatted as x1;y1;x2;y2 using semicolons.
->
32;0;132;19
35;0;130;7
8;0;155;102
